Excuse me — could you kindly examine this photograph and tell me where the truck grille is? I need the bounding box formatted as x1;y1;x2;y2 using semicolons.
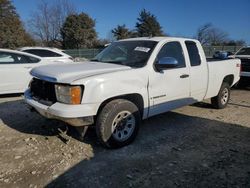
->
30;78;57;104
240;58;250;72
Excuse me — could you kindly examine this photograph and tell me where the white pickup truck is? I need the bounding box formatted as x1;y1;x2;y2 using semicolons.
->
231;47;250;79
25;37;241;148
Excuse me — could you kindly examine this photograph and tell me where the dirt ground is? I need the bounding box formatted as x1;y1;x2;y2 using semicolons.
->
0;86;250;188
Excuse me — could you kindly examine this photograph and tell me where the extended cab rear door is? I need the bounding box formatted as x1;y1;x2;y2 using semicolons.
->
184;41;208;101
148;41;191;117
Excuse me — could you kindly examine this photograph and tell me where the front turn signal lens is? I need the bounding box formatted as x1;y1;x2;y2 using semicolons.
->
70;86;82;104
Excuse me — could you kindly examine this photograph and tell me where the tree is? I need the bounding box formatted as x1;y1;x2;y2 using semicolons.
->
196;23;228;45
61;13;98;49
94;39;111;48
0;0;35;48
29;0;76;47
135;9;164;37
209;28;228;46
223;40;246;46
111;24;138;40
196;23;212;45
112;24;131;40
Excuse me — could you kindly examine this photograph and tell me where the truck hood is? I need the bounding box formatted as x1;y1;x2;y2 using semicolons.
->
31;61;131;83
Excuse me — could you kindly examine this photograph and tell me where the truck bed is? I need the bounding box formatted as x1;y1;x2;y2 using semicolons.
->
206;58;233;62
205;58;241;99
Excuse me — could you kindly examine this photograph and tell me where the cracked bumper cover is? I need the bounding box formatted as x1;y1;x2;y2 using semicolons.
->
24;90;98;126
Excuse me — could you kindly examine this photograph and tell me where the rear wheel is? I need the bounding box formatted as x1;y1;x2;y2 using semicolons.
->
211;82;230;109
96;99;141;148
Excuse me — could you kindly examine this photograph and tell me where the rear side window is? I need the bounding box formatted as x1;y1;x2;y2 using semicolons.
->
185;41;201;66
26;56;40;63
157;42;186;68
0;52;40;64
23;49;62;57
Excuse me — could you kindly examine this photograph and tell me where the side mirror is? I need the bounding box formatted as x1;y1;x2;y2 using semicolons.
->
155;57;178;71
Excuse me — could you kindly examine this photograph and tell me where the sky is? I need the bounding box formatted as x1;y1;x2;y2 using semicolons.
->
12;0;250;44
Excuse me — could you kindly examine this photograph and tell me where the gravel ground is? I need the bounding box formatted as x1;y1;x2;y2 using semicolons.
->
0;86;250;188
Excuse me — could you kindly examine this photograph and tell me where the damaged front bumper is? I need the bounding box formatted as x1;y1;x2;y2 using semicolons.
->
24;90;97;127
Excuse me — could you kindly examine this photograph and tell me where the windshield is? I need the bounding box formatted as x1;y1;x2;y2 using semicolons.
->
92;40;158;67
236;47;250;55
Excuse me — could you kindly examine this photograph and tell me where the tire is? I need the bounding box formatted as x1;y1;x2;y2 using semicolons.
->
96;99;141;148
211;82;230;109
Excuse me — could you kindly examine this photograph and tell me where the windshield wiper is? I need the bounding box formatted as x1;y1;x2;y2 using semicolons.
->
90;59;100;62
92;59;133;67
101;61;126;65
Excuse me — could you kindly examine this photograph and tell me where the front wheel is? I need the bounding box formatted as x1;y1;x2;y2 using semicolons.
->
211;82;230;109
96;99;141;148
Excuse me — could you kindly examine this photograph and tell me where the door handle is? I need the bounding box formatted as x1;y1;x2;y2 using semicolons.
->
180;74;189;78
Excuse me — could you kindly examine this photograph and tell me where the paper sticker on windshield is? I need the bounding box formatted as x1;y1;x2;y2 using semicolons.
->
134;47;151;53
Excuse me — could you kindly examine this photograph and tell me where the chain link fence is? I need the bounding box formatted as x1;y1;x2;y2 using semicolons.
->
63;49;103;59
203;46;242;57
64;46;243;59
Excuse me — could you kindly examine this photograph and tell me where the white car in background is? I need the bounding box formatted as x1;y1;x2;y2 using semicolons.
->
0;49;70;95
18;47;74;63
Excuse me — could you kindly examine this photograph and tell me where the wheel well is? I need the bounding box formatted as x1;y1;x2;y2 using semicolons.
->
223;75;234;86
97;94;144;117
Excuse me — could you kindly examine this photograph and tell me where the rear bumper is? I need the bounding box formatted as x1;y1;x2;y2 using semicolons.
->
24;90;98;126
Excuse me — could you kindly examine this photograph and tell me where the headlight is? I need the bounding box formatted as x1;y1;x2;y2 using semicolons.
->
55;85;83;104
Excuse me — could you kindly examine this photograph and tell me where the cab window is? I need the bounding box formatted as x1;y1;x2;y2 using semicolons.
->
156;42;186;68
185;41;201;66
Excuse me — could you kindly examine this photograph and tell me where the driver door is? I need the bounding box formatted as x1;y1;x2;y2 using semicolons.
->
148;41;191;116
